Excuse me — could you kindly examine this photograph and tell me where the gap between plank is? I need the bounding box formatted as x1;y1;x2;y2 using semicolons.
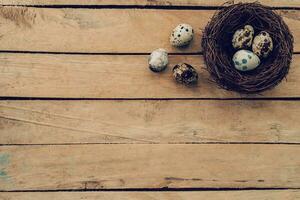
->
0;142;299;146
0;187;298;193
0;50;202;55
1;97;300;101
0;50;299;55
1;4;300;10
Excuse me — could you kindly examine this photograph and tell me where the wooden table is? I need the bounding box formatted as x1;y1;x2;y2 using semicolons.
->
0;0;299;199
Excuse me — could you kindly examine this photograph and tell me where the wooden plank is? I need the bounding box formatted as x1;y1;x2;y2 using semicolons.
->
1;100;299;144
1;190;300;200
0;0;300;8
0;7;299;53
0;54;299;98
0;144;299;190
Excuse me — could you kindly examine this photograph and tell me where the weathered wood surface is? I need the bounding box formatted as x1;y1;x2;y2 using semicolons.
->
0;0;300;7
0;54;299;98
0;0;299;196
0;7;298;53
1;190;300;200
0;144;299;190
1;100;299;144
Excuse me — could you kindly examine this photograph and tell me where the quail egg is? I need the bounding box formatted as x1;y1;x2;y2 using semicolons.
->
252;31;273;58
232;25;254;49
173;63;198;85
148;48;168;72
170;24;194;47
233;50;260;71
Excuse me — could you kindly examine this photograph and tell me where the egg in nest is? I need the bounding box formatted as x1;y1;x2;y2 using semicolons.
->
233;50;260;71
232;25;254;49
252;31;273;58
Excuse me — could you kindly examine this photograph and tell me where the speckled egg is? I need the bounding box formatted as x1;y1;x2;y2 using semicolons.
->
173;63;198;85
148;48;168;72
252;31;273;58
170;24;194;47
233;50;260;71
232;25;254;49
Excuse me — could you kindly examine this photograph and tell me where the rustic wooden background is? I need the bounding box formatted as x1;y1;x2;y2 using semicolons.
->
0;0;299;199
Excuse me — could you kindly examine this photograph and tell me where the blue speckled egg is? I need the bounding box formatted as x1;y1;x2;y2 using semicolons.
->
233;50;260;71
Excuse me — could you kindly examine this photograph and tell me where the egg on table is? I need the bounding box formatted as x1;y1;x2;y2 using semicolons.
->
232;25;254;49
173;63;198;85
148;48;168;72
170;24;194;47
233;50;260;71
252;31;273;58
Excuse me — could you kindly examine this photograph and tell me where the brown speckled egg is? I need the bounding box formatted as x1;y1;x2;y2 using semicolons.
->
252;31;273;58
173;63;198;85
232;25;254;49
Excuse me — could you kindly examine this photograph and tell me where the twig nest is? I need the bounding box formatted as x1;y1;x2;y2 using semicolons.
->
252;31;273;58
232;25;254;49
170;24;194;47
202;3;293;94
148;48;168;72
173;63;198;85
233;50;260;71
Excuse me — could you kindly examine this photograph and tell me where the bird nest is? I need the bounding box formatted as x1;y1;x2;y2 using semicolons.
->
201;3;293;94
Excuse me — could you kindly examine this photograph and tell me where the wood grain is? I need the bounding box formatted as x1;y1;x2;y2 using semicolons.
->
0;144;299;190
1;190;300;200
1;0;300;7
1;100;299;144
0;7;299;53
0;54;299;98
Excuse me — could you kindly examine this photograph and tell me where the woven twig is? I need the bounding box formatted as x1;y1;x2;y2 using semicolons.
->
201;3;293;94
